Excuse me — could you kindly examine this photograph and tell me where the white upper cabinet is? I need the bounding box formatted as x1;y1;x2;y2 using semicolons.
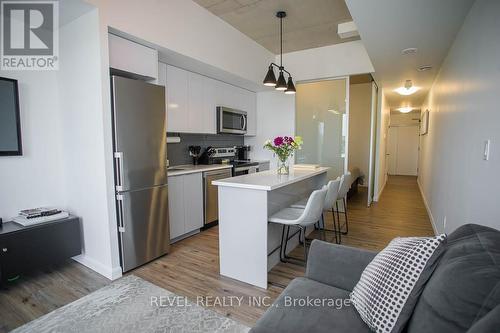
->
165;65;256;135
187;72;205;133
166;65;189;132
203;77;217;134
155;62;167;87
242;90;257;136
108;34;158;80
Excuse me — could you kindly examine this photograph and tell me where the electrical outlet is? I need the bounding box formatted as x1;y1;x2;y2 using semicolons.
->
443;216;447;233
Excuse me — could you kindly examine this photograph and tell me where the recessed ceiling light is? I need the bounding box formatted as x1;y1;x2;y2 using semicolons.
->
397;107;413;113
395;79;420;95
401;48;418;55
418;65;433;72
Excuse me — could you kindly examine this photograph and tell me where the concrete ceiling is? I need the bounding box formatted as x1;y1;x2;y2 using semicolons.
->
345;0;474;109
192;0;359;54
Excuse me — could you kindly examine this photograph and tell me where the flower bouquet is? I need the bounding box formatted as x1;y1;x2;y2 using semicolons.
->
264;136;303;175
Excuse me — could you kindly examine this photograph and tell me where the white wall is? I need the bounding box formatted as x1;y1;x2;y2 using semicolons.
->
282;41;374;81
373;89;390;201
0;72;66;219
58;9;122;279
246;92;295;169
0;5;121;280
390;112;420;126
418;0;500;233
349;83;372;184
86;0;274;86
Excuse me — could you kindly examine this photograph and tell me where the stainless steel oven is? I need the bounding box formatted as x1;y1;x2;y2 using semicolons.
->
233;162;259;176
217;106;247;134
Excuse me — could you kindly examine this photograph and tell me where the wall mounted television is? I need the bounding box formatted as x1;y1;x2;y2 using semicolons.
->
0;77;22;156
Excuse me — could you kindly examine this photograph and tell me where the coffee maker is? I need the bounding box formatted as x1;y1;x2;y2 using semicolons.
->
235;145;251;161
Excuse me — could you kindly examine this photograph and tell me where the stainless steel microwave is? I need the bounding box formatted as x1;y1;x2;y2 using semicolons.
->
217;106;247;135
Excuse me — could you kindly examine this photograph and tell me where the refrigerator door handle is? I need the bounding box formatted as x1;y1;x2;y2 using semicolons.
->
114;152;124;192
116;194;125;232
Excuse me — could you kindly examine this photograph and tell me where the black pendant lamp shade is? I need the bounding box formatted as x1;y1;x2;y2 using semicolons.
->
263;66;277;86
275;71;287;90
285;76;296;94
262;11;295;94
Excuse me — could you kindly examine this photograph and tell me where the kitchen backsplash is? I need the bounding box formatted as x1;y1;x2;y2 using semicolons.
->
167;133;244;166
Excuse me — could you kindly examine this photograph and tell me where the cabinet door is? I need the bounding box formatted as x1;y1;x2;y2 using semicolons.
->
108;34;158;79
188;72;204;133
168;176;185;239
183;173;204;232
243;90;257;136
166;65;188;132
203;77;217;134
155;62;167;86
216;81;234;108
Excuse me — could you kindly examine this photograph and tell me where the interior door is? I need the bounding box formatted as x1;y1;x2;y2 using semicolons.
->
112;76;167;190
387;127;398;175
396;126;419;175
119;184;169;272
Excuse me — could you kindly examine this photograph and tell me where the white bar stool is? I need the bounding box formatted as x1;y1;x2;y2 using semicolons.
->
336;172;352;235
268;188;327;265
291;178;342;243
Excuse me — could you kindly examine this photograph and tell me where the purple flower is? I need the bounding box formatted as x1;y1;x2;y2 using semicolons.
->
274;136;284;146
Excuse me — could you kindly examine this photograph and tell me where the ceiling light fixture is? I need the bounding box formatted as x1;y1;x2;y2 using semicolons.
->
397;107;413;113
262;11;295;94
395;80;420;95
417;65;433;72
401;47;418;55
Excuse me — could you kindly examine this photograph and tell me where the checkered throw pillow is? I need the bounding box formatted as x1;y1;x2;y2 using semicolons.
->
350;234;447;333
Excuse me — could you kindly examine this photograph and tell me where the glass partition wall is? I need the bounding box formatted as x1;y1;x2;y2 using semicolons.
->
295;78;349;180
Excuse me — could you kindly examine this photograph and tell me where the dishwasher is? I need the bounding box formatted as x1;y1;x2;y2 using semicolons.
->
203;168;232;225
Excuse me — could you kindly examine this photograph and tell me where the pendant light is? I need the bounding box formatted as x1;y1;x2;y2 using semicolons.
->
262;11;296;94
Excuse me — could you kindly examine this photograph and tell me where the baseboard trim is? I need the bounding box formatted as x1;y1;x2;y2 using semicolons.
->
170;229;200;244
73;254;122;280
373;179;386;202
417;179;438;235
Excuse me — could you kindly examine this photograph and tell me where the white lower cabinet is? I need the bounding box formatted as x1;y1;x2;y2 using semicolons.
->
168;173;203;240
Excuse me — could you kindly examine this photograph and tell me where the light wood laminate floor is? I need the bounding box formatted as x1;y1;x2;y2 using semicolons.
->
0;176;434;331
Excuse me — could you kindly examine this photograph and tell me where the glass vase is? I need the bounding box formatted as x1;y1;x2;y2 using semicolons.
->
277;157;290;175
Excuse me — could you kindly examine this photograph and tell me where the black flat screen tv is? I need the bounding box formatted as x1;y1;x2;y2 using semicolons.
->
0;77;22;156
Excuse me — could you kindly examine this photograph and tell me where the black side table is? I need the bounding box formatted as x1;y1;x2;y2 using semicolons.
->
0;216;82;283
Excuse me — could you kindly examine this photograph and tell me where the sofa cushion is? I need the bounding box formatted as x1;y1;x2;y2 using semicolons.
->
250;277;371;333
407;224;500;333
350;234;447;333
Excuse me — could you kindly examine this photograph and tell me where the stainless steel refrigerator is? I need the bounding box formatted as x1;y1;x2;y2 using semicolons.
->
111;75;170;272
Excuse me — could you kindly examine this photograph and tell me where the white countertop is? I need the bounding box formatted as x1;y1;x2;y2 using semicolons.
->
212;167;329;191
167;164;232;176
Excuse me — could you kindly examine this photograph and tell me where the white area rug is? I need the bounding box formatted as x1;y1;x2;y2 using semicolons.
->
12;275;250;333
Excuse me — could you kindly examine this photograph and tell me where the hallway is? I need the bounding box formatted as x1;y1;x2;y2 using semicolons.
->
336;175;435;251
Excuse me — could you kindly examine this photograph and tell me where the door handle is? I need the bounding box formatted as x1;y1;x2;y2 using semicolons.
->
114;152;124;192
116;194;125;232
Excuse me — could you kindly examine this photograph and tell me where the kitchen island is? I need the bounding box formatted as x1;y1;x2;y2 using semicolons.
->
213;167;329;289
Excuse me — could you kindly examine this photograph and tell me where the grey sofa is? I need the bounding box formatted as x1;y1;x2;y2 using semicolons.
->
250;224;500;333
